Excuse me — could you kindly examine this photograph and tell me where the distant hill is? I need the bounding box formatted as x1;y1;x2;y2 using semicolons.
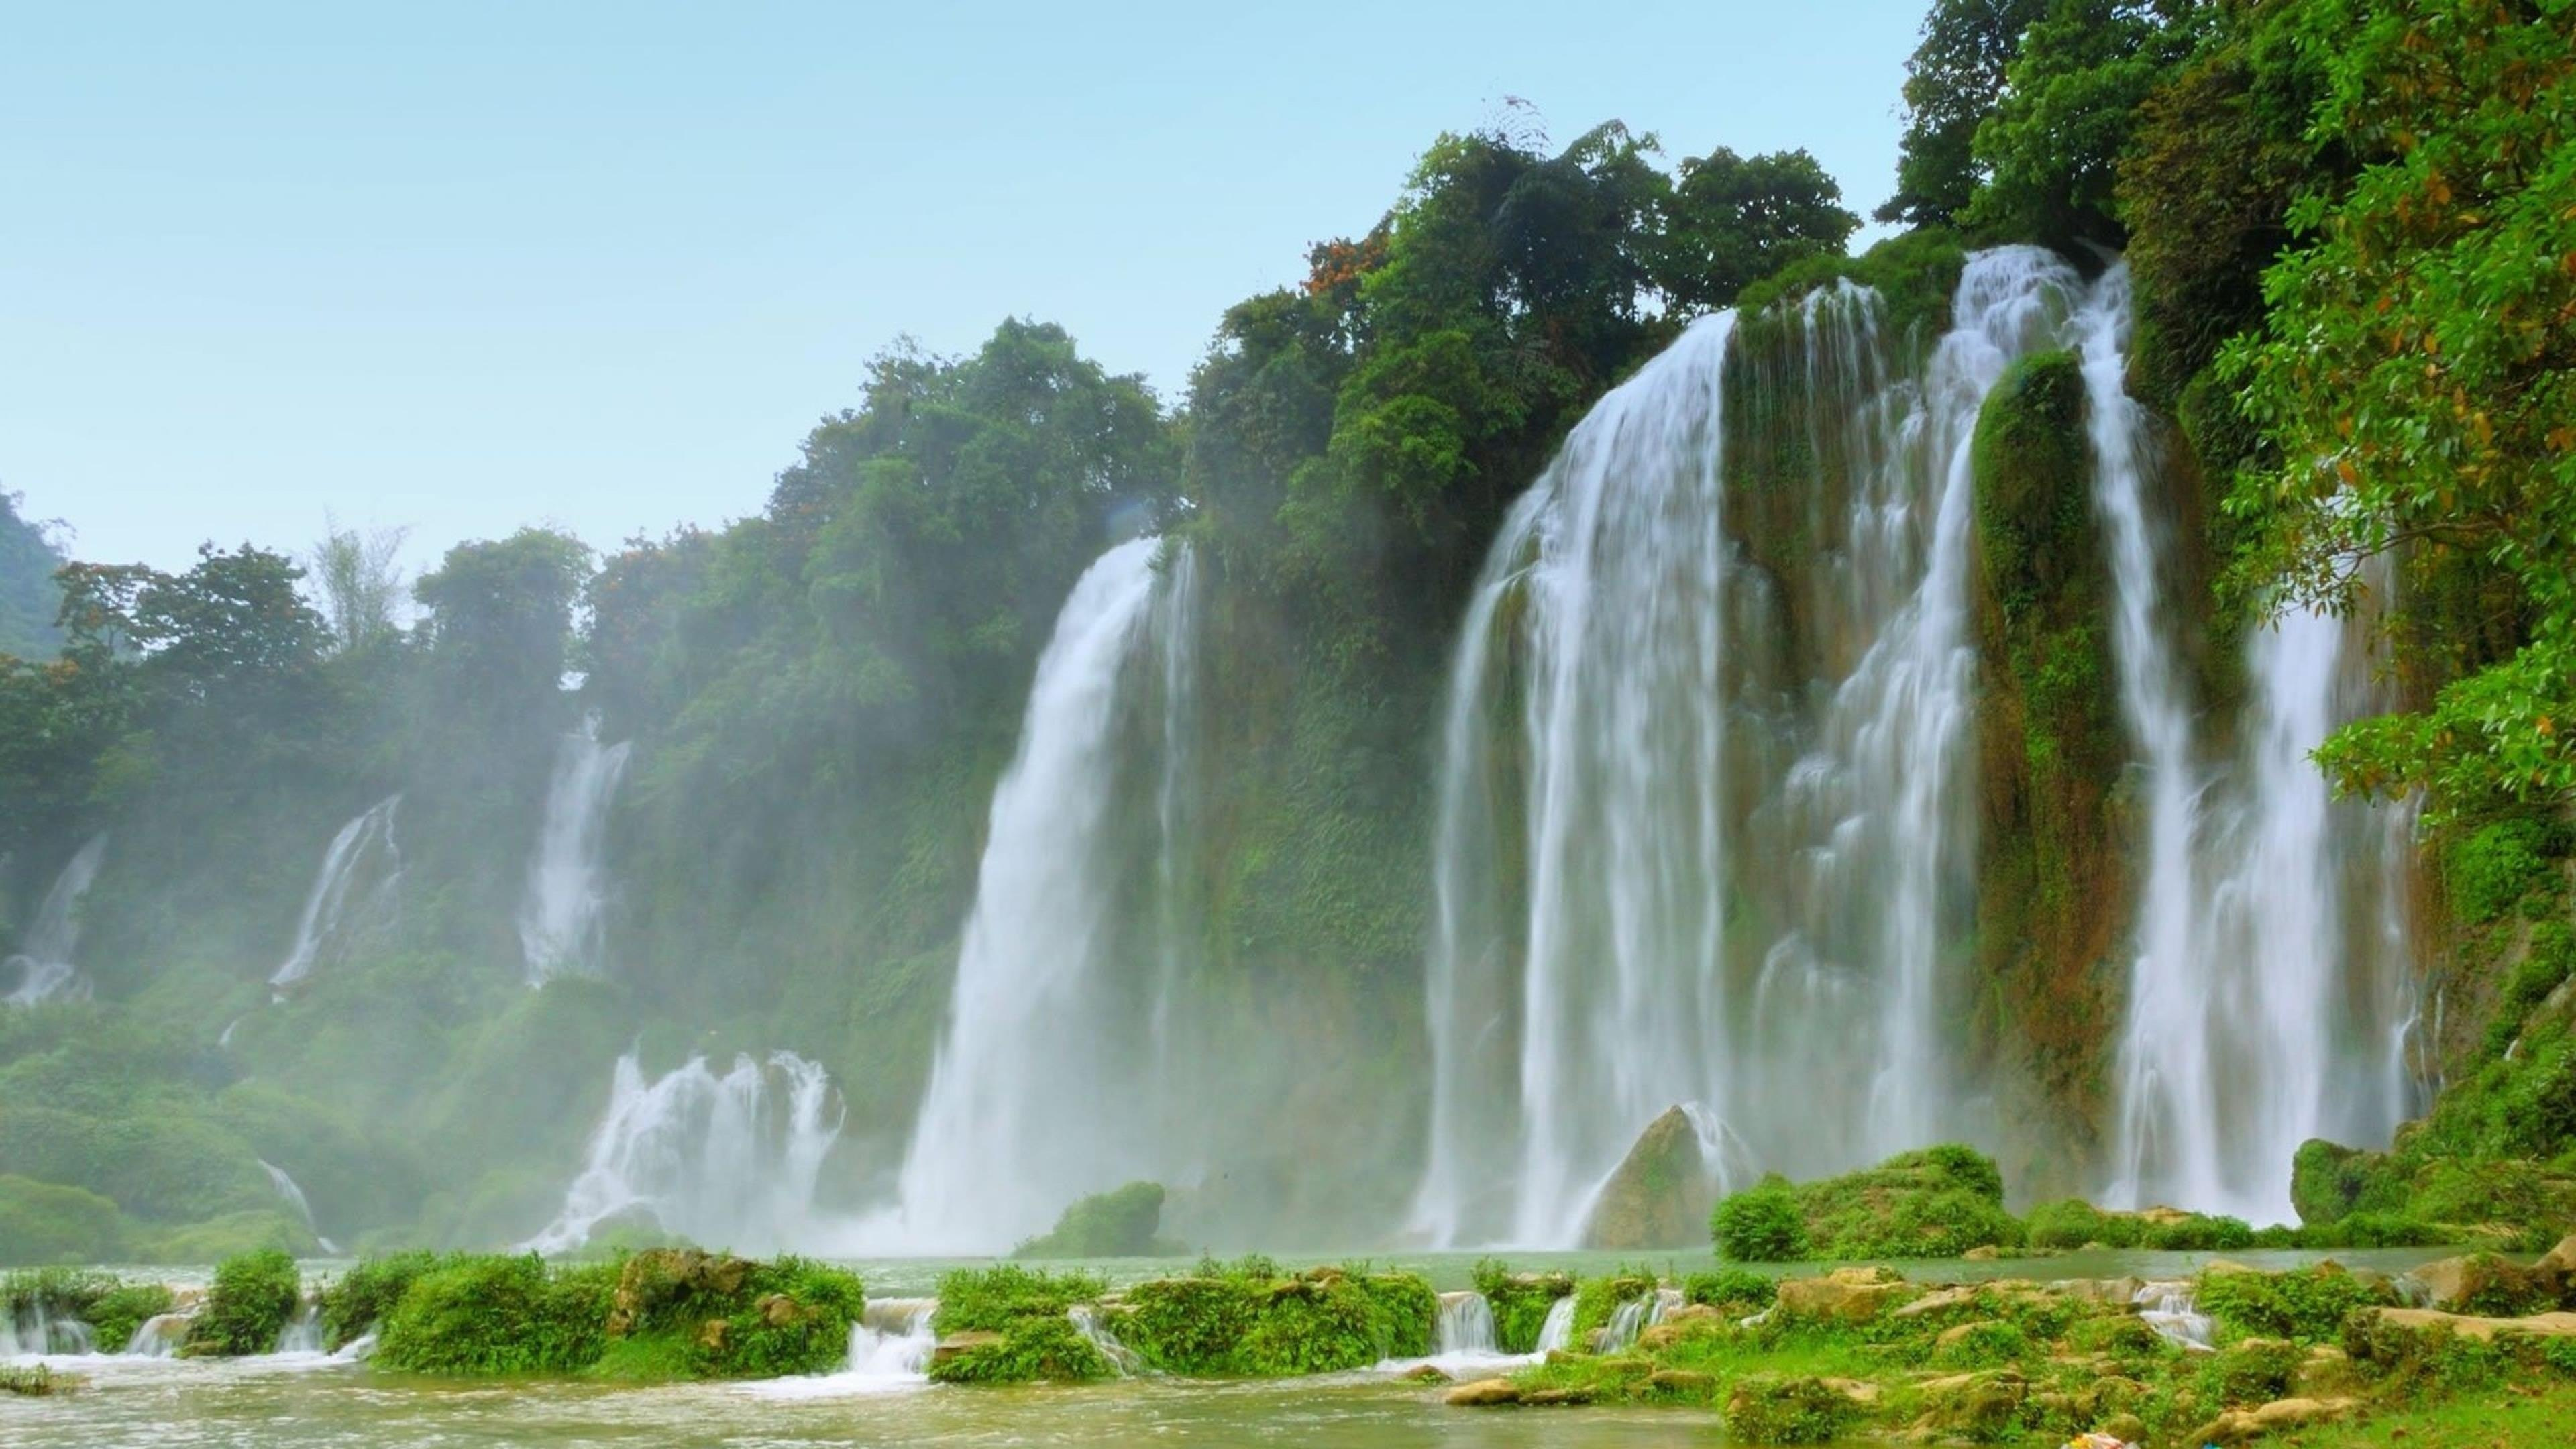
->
0;491;67;660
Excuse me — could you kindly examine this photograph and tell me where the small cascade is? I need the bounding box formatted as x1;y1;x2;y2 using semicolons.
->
124;1312;194;1358
881;537;1203;1252
1532;1296;1577;1354
519;720;633;985
5;834;107;1006
524;1050;845;1256
271;796;405;994
1433;1291;1499;1357
1594;1295;1658;1354
275;1299;323;1355
2133;1281;2213;1352
1068;1303;1141;1377
850;1298;937;1378
1;1299;92;1357
331;1328;378;1362
260;1160;339;1254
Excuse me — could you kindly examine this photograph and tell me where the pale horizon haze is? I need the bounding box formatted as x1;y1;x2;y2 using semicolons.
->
3;1;1922;576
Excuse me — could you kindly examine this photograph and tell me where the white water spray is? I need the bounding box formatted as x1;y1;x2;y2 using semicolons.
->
519;722;633;985
260;1160;339;1254
525;1050;844;1256
5;835;107;1006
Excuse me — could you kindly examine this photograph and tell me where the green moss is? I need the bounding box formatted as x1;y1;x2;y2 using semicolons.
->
184;1248;302;1357
1724;1373;1862;1443
1012;1181;1181;1258
2447;818;2561;924
601;1250;865;1379
0;1175;123;1265
374;1254;615;1375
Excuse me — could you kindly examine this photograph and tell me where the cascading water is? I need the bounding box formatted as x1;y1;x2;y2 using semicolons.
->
1415;249;2086;1247
1532;1296;1576;1354
260;1160;339;1254
524;1050;845;1256
270;796;404;994
519;721;633;985
2089;264;2421;1220
1433;1291;1499;1357
5;834;107;1006
877;536;1199;1252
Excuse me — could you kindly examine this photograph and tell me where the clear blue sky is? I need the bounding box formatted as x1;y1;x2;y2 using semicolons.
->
3;1;1925;576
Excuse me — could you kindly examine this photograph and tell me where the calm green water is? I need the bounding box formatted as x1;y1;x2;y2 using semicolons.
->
3;1248;2460;1448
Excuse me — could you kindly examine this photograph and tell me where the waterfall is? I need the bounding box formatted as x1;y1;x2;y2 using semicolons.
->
749;1297;937;1399
275;1299;323;1355
1532;1296;1576;1354
524;1049;845;1256
1433;1291;1499;1357
270;796;404;994
260;1160;339;1254
519;721;633;985
2092;264;2421;1221
124;1312;193;1358
4;834;107;1006
1;1299;93;1357
877;536;1199;1252
1067;1303;1142;1376
1414;249;2086;1248
2134;1281;2214;1351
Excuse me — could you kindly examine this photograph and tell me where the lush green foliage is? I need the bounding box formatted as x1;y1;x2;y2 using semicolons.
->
923;1263;1116;1385
926;1313;1113;1385
0;492;65;662
0;1267;172;1352
1012;1180;1179;1259
1879;0;2053;225
930;1265;1107;1334
184;1248;303;1357
1114;1263;1434;1376
2200;1261;2398;1343
374;1254;616;1375
1717;1146;2024;1262
319;1250;439;1351
1683;1267;1779;1313
1713;1177;1811;1262
0;1176;124;1265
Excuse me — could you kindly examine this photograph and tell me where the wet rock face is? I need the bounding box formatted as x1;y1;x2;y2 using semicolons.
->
1773;1266;1913;1324
1578;1106;1717;1250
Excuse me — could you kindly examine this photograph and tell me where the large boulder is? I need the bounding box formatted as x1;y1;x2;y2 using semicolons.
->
2400;1252;2548;1316
1445;1377;1521;1407
2188;1395;2356;1445
1580;1106;1719;1250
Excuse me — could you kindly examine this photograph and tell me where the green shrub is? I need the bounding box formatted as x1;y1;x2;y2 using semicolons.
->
2198;1263;2393;1344
0;1175;123;1265
1012;1181;1178;1258
185;1248;303;1357
374;1254;614;1375
2200;1336;2304;1405
1714;1177;1809;1261
88;1281;176;1351
319;1251;439;1351
2025;1197;2143;1250
1683;1267;1777;1313
1568;1270;1659;1343
931;1265;1107;1334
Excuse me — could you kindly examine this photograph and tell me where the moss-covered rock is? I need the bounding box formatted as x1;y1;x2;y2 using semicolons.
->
1964;347;2129;1199
1582;1106;1721;1250
1725;1373;1862;1443
1473;1260;1575;1354
925;1264;1114;1384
